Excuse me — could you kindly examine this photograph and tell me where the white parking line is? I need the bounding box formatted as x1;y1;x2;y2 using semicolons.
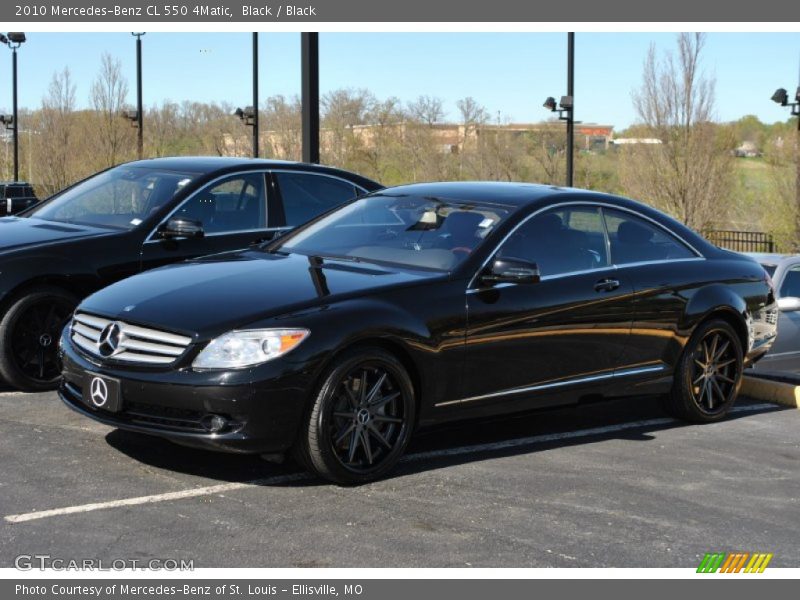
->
4;473;310;523
3;403;777;524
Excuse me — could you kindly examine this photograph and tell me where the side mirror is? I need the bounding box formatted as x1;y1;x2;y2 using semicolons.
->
777;296;800;312
158;217;204;240
481;257;541;285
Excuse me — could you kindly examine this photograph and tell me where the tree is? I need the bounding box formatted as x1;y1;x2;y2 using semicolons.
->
320;88;374;169
619;33;736;231
37;68;77;195
263;95;302;161
455;96;489;177
90;53;133;168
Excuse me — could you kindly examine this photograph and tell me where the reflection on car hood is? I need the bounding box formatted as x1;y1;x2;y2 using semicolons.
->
78;250;439;337
0;217;115;251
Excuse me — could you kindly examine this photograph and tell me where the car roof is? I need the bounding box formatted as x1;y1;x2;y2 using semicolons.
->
129;156;302;171
370;181;578;206
121;156;382;190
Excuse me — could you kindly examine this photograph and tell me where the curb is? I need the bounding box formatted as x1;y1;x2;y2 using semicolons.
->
741;376;800;408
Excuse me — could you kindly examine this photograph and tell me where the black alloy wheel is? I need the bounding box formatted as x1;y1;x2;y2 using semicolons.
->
297;348;415;485
0;287;78;391
690;329;741;413
664;319;743;423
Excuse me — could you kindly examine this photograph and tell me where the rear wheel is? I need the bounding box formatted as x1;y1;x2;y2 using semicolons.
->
0;287;77;391
296;348;415;485
664;319;743;423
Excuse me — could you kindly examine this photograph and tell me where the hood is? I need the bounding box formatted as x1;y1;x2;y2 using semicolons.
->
0;217;115;252
79;250;440;337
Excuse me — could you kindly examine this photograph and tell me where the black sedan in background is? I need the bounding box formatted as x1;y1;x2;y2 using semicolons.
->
59;182;777;484
0;157;380;390
747;253;800;374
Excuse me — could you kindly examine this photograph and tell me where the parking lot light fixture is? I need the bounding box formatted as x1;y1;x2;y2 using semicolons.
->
2;32;26;182
541;32;576;187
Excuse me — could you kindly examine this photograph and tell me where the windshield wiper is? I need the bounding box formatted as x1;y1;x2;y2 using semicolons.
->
309;254;362;265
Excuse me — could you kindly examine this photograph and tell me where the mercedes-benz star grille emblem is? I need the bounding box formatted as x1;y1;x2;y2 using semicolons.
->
89;377;108;407
98;322;122;357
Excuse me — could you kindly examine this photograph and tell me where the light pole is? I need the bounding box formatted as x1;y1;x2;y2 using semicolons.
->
542;94;574;187
252;32;259;158
301;32;320;164
542;32;575;187
771;86;800;240
132;33;145;159
1;32;26;182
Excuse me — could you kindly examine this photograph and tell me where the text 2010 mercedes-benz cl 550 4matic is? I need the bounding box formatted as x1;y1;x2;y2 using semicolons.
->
59;182;778;484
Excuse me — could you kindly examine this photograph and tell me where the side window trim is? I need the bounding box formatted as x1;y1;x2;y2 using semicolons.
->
602;207;701;268
145;170;273;242
271;169;368;228
468;200;705;290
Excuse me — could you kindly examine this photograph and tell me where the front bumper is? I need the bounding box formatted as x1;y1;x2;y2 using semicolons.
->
59;331;314;454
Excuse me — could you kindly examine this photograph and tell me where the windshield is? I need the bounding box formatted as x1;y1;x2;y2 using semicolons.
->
29;165;195;230
275;194;511;271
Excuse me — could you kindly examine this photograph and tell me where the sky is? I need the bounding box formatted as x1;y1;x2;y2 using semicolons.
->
2;32;799;130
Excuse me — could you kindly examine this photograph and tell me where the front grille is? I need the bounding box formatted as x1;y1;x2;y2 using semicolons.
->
765;309;778;325
71;312;193;366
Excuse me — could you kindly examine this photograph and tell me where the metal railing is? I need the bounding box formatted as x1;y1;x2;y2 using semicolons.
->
704;230;777;253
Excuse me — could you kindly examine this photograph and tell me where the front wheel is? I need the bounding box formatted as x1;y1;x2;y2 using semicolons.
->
0;286;77;391
665;319;744;423
296;348;416;485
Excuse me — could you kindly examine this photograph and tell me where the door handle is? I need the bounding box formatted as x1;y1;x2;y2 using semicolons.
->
594;278;620;292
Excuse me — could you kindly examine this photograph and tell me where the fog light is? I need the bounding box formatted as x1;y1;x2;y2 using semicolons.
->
201;414;228;433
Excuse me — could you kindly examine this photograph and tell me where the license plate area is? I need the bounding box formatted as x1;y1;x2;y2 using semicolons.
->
82;373;122;413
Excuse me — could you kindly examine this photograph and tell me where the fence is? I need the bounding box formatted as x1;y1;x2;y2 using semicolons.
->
704;230;777;253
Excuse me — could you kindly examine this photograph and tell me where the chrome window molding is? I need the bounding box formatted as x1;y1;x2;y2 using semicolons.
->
435;364;667;407
269;168;371;194
467;200;705;291
145;169;368;243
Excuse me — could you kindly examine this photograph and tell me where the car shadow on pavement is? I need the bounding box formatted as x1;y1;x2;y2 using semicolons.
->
103;396;783;487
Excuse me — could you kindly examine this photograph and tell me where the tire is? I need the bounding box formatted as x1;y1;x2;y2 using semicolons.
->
295;347;416;485
0;286;78;392
664;319;744;423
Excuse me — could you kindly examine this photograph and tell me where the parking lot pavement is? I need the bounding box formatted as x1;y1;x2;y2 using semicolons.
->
0;386;798;568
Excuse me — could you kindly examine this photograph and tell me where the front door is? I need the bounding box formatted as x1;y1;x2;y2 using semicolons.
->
463;205;635;410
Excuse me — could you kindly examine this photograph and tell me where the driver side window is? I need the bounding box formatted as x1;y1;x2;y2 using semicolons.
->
498;206;609;277
174;174;266;235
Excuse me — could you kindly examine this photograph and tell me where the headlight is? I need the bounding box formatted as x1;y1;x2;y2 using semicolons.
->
192;329;309;369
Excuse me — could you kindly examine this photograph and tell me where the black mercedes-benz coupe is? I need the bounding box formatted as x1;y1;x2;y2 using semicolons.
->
59;182;778;484
0;157;380;391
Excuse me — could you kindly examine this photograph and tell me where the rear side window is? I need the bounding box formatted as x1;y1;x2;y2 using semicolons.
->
275;172;360;226
780;265;800;298
603;209;695;265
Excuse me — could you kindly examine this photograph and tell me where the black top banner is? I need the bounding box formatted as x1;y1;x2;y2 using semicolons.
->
4;0;800;22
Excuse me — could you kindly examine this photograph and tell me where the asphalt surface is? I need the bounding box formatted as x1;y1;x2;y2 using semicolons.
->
0;385;798;568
